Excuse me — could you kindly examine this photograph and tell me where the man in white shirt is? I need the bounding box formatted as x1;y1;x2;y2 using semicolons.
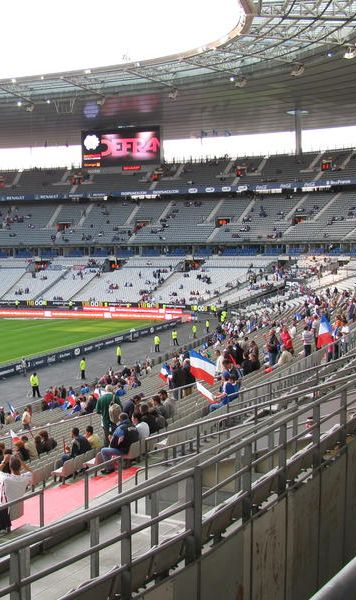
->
132;413;150;441
0;456;32;529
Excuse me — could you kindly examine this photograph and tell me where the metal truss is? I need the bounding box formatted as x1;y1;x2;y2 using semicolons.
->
0;0;355;106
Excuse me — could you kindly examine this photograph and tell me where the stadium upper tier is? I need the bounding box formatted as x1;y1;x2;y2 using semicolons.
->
0;148;355;200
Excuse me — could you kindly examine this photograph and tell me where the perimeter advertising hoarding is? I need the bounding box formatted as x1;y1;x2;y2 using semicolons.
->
82;127;161;168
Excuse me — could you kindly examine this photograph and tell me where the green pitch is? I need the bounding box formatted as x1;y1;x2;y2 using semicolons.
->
0;318;156;364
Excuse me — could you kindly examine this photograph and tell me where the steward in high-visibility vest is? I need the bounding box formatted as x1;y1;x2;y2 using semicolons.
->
205;319;210;333
116;345;122;365
192;324;197;338
171;329;179;346
154;335;161;352
80;358;86;380
30;373;41;398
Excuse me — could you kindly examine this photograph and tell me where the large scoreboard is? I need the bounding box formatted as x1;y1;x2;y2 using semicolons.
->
81;127;161;168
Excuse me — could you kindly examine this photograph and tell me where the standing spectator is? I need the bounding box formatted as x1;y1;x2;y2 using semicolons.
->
30;373;41;398
95;385;118;445
80;358;86;380
116;345;122;365
311;315;320;348
154;335;161;353
20;358;28;378
158;389;175;419
341;318;350;354
21;406;32;431
182;358;196;397
265;329;279;366
192;323;197;339
170;360;185;401
302;326;313;357
0;456;32;532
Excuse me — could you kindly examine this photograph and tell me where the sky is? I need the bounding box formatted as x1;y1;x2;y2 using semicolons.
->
0;0;240;78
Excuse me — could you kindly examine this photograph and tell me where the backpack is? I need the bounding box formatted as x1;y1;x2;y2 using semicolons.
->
109;400;123;425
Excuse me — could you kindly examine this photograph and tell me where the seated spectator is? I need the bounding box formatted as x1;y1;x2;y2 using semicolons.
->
13;441;30;462
208;374;239;412
140;403;160;434
132;411;150;442
84;394;97;414
85;426;102;449
69;399;82;416
38;430;57;453
21;435;38;460
99;413;139;474
60;427;91;466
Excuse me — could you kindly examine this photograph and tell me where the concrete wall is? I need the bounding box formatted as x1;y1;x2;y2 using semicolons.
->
137;441;356;600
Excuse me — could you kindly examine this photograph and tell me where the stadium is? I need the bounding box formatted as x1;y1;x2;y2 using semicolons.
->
0;1;355;599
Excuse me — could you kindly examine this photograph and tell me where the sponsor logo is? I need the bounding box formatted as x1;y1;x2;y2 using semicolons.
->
58;352;71;359
188;188;198;194
84;345;93;352
221;186;231;192
205;187;215;193
115;336;123;342
74;348;80;356
149;327;154;334
47;355;56;364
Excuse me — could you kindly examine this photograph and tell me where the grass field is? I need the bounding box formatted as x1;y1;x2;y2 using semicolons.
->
0;318;157;364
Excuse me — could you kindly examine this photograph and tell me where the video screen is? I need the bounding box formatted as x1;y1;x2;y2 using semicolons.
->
81;127;161;168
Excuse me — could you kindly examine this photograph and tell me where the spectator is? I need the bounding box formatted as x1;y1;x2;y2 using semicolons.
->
158;389;175;419
21;405;32;430
182;359;196;397
38;430;57;453
265;329;280;366
60;427;91;466
85;426;102;449
132;412;150;442
0;456;32;532
95;385;118;445
13;441;30;462
302;326;313;357
140;404;159;434
21;435;38;460
99;413;139;474
208;374;239;412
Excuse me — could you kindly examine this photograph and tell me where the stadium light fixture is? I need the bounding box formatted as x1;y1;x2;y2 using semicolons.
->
290;64;304;77
16;101;22;107
229;76;235;82
344;47;356;59
168;88;178;101
46;99;51;104
25;104;35;112
84;68;91;74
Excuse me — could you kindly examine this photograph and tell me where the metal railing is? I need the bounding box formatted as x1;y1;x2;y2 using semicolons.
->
1;375;355;600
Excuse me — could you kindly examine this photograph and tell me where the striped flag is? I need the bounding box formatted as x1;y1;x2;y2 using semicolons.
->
189;350;216;385
196;381;215;402
317;315;334;349
159;363;171;382
10;430;20;443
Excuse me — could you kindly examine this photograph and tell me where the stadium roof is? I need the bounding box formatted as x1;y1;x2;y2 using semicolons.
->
2;0;356;148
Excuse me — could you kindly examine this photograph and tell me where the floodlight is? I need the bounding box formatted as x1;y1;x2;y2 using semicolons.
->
344;47;356;59
234;77;247;88
290;64;304;77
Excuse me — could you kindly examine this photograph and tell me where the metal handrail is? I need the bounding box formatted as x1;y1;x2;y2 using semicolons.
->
0;374;355;600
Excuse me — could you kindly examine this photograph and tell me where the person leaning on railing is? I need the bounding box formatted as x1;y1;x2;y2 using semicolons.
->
0;455;32;533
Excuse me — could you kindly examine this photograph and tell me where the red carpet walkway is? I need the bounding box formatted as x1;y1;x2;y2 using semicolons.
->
13;468;138;529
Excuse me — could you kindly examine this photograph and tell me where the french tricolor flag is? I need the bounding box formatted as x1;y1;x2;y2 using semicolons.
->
317;315;334;349
189;350;216;385
159;363;171;382
10;430;21;444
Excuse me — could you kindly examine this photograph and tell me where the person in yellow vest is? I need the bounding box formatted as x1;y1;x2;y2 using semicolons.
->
154;335;161;353
192;323;197;339
29;372;41;398
116;344;122;365
205;319;210;334
171;329;179;346
80;358;86;380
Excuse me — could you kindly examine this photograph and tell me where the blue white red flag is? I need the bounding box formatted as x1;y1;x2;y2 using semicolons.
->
317;315;334;348
159;363;171;382
189;350;216;385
